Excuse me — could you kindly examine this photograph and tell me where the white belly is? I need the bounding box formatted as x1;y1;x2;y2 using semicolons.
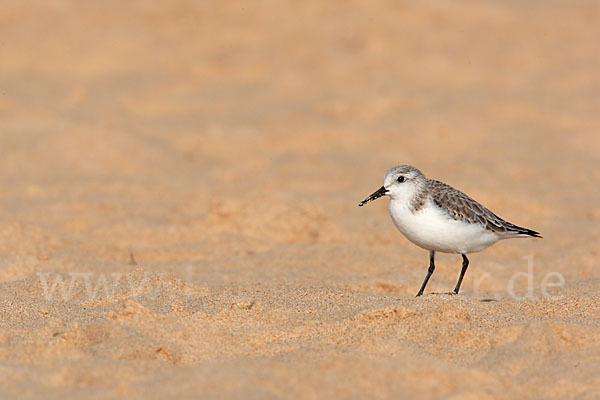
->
387;199;500;254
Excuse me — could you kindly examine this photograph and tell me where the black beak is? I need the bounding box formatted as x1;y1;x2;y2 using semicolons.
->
358;186;388;206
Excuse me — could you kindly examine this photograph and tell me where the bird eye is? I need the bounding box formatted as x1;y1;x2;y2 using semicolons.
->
397;176;405;183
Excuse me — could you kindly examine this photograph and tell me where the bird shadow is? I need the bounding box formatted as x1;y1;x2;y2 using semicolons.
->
429;291;457;296
427;292;498;302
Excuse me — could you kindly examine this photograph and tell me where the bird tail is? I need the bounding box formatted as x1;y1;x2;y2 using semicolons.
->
505;223;542;238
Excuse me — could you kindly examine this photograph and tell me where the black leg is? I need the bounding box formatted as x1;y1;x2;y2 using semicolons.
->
416;251;435;297
453;254;469;294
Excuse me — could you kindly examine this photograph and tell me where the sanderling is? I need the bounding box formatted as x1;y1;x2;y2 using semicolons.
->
358;165;541;297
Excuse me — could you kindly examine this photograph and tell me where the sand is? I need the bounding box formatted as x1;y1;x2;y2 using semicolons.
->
1;0;599;399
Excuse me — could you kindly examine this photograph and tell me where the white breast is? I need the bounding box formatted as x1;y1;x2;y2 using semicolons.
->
387;199;501;254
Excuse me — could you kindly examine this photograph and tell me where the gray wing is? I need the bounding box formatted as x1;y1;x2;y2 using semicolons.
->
428;180;541;237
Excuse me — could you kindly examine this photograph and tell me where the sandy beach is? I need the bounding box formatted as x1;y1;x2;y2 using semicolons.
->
1;1;599;398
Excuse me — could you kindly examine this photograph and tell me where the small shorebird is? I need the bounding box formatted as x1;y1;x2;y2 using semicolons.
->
358;165;541;296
